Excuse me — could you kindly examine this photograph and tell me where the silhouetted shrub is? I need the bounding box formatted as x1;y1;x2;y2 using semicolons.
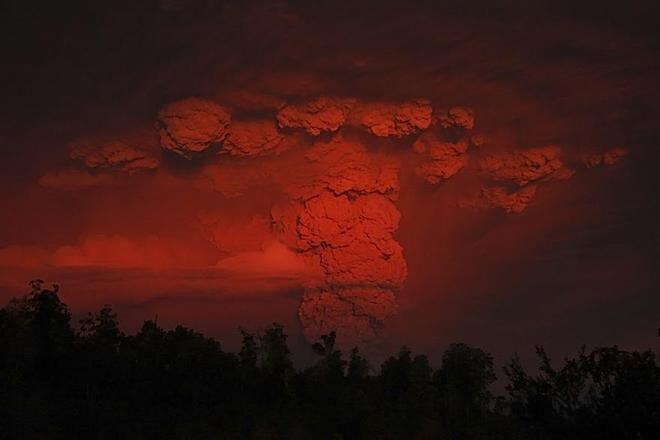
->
1;281;658;439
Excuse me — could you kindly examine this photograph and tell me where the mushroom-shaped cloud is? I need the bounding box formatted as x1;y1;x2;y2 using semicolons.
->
157;97;231;159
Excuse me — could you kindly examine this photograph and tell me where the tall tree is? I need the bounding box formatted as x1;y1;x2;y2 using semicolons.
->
435;343;496;438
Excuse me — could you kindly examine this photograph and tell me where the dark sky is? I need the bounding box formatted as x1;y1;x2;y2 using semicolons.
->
1;0;659;367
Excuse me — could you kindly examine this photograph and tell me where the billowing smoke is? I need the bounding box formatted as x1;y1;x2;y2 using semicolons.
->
222;120;287;157
3;90;630;350
69;130;159;173
277;97;356;135
271;135;406;347
352;99;433;137
157;98;231;159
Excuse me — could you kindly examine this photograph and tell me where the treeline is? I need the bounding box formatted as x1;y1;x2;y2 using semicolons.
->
1;281;658;439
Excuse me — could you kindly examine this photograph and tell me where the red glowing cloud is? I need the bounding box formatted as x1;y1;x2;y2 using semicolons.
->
2;0;657;358
0;90;634;349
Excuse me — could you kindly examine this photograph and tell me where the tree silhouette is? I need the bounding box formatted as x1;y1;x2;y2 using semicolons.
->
434;343;497;439
505;345;660;439
0;281;658;439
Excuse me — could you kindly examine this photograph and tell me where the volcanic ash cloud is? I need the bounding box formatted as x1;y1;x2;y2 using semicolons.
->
413;135;470;184
69;132;159;173
221;120;286;157
271;135;407;348
354;99;433;137
276;97;356;136
479;146;573;186
157;97;231;159
31;93;632;351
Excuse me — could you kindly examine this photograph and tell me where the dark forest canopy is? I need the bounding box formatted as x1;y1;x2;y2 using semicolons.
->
1;281;658;439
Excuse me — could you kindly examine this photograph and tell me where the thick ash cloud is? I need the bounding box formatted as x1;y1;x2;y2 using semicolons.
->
437;106;475;130
456;145;630;214
413;136;470;184
2;0;657;364
286;134;400;200
459;185;538;214
193;128;407;347
407;110;589;215
221;120;286;157
276;97;356;135
271;135;406;347
353;99;433;137
294;192;406;287
158;98;231;158
479;146;574;186
69;135;159;173
20;91;638;351
276;97;434;139
298;288;398;348
23;94;636;349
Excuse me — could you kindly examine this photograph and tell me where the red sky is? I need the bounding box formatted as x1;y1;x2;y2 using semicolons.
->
1;0;659;364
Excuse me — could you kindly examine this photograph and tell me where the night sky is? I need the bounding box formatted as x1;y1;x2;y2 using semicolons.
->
1;0;659;366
